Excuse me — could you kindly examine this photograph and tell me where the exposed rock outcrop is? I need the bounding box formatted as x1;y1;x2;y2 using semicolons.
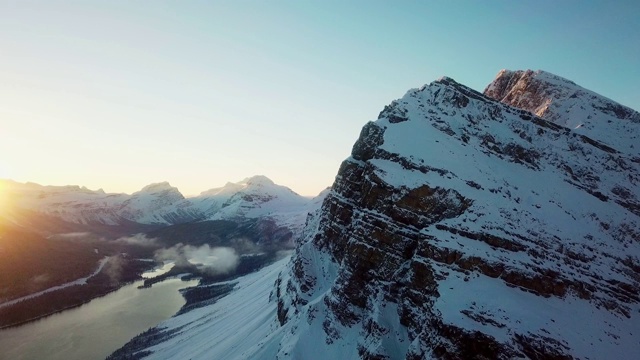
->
276;72;640;359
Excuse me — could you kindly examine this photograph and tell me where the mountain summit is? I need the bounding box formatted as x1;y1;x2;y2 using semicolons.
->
484;69;640;156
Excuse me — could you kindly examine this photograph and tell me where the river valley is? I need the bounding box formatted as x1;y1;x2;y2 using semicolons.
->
0;266;197;360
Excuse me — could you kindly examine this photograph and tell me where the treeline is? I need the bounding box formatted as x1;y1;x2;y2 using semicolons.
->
0;258;150;328
106;326;182;360
177;283;236;315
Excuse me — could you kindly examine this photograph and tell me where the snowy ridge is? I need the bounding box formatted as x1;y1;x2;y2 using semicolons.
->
484;69;640;157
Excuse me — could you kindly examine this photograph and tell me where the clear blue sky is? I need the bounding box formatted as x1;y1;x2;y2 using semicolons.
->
1;1;638;196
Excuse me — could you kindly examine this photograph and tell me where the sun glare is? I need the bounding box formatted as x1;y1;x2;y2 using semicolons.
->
0;180;10;214
0;181;5;209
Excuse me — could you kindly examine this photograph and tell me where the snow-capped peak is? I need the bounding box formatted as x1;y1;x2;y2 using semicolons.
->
484;69;640;156
200;175;291;197
136;181;180;195
190;175;308;226
436;75;455;83
241;175;275;186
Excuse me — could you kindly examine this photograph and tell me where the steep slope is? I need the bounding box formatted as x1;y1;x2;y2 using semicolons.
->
484;69;640;157
124;72;640;360
108;258;290;360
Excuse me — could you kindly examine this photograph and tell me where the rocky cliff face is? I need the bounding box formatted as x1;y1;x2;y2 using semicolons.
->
275;72;640;359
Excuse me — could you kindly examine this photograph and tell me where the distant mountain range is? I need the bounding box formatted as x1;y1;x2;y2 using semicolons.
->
113;69;640;359
1;175;326;236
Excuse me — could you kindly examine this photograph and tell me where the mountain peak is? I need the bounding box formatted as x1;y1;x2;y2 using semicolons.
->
137;181;177;193
241;175;275;186
484;68;640;156
200;176;276;197
485;69;578;101
435;75;456;83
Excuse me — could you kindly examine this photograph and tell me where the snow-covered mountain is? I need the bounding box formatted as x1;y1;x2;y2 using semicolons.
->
186;175;313;232
1;176;317;233
119;182;187;224
116;70;640;359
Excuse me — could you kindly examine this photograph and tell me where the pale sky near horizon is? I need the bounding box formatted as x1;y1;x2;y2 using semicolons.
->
1;1;639;196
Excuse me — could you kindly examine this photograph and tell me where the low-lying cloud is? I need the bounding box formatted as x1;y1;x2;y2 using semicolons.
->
31;273;50;284
51;232;92;239
114;234;158;247
103;256;125;285
155;244;239;276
